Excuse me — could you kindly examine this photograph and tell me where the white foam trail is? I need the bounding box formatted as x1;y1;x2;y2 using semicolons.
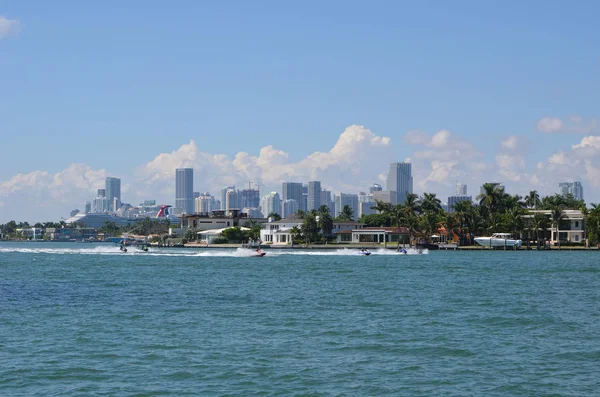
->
0;245;428;257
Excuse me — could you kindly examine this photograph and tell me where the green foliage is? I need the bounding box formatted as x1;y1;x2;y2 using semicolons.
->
359;213;391;227
267;212;282;221
335;205;354;221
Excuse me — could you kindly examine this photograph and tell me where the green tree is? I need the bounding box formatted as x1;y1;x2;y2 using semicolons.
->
336;205;354;221
421;193;442;215
221;227;246;243
317;206;334;237
99;221;120;237
525;190;541;209
267;212;282;221
549;205;564;250
301;212;320;244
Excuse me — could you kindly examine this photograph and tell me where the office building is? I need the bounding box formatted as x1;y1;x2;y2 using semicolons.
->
447;183;472;212
225;189;242;211
97;189;105;198
559;182;584;201
282;182;303;210
369;184;383;193
334;193;359;220
372;190;398;206
282;199;299;218
221;186;235;210
195;193;219;214
175;168;194;214
261;192;282;217
321;189;335;214
241;188;260;209
387;162;413;204
359;201;377;218
105;177;121;212
307;181;322;211
84;201;91;214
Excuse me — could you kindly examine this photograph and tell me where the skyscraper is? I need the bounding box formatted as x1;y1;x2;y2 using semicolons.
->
456;184;467;196
105;177;121;212
386;162;413;205
307;181;321;211
559;181;584;201
282;182;303;210
221;186;235;210
175;168;194;214
225;189;242;211
261;192;282;217
334;193;359;220
241;188;260;209
282;199;299;218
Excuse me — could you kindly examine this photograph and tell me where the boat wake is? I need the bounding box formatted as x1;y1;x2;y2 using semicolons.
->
0;246;428;257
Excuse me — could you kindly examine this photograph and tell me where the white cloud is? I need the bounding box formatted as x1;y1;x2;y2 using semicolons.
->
0;164;107;221
137;125;394;199
0;16;19;39
501;135;519;150
537;115;597;134
537;117;564;133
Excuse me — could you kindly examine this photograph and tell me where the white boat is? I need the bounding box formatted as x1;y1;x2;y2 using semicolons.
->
474;233;522;248
358;249;371;256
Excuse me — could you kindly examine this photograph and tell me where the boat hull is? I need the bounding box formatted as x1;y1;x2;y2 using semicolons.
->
474;238;522;248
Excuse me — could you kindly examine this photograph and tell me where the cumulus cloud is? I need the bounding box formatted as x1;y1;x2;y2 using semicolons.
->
537;115;597;134
0;16;19;39
137;125;394;199
401;128;483;193
0;164;107;221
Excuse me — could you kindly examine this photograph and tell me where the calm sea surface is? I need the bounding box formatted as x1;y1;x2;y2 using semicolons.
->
1;242;599;396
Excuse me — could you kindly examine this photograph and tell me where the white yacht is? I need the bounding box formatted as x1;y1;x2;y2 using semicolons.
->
474;233;522;248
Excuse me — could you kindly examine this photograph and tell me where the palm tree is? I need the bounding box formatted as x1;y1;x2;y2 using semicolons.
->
267;212;282;221
337;205;354;221
317;211;334;238
421;193;442;214
301;212;319;245
443;212;461;244
372;200;392;215
530;213;549;250
476;183;503;214
550;205;564;250
525;190;541;209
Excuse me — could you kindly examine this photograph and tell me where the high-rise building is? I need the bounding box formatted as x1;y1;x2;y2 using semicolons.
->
321;189;335;214
105;177;121;212
97;189;105;198
447;182;472;212
195;193;219;214
334;193;359;220
372;190;398;205
193;192;200;199
282;182;303;210
84;201;91;214
359;201;376;218
282;199;299;218
241;189;260;209
369;184;383;193
221;186;235;210
225;189;242;211
559;181;584;201
386;162;413;205
307;181;322;211
175;168;194;214
261;192;282;217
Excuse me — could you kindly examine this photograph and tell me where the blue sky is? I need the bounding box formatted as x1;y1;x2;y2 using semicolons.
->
1;1;599;222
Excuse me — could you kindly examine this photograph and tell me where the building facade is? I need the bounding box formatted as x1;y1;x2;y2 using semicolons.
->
282;182;303;211
559;182;584;201
386;162;413;204
105;177;121;212
175;168;194;214
307;181;322;211
261;191;282;217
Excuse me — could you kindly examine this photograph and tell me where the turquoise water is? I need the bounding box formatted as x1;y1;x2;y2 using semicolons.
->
1;242;599;396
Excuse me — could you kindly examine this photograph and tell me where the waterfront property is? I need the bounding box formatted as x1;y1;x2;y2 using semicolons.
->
260;219;365;245
335;227;410;244
179;210;267;234
523;209;585;245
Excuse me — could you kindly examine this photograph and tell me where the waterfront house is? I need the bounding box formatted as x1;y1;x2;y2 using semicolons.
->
522;210;585;245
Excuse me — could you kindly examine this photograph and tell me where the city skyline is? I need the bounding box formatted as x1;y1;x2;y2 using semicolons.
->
1;3;599;222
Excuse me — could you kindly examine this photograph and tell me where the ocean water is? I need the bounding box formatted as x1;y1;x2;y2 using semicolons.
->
1;242;599;396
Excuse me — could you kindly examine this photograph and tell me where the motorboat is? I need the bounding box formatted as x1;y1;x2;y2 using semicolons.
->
474;233;522;248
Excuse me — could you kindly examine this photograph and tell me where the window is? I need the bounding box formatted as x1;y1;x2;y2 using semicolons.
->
575;221;579;228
